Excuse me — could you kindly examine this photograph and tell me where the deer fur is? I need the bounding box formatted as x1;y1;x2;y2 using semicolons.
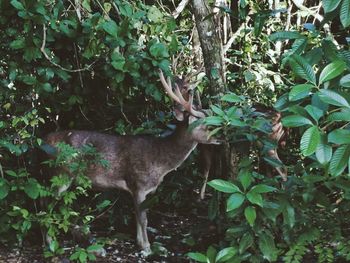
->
43;72;220;252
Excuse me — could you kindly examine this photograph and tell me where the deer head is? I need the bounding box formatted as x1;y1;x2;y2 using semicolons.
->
159;70;220;145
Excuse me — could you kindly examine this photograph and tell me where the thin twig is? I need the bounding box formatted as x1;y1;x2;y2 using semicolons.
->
41;24;97;72
172;0;190;18
79;106;93;124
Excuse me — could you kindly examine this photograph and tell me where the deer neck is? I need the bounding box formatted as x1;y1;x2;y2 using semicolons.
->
160;122;198;172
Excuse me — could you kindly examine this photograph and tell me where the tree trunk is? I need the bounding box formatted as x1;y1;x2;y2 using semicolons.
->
192;0;237;180
192;0;225;95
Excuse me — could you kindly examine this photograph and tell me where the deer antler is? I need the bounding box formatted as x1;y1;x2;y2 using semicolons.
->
159;70;205;118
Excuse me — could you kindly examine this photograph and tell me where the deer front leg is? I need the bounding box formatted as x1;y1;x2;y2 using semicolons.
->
267;149;287;181
133;191;151;253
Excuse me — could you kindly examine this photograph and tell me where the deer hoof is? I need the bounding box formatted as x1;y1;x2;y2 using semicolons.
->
140;246;152;257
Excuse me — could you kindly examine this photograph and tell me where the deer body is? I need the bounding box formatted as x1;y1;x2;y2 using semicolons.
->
44;72;219;252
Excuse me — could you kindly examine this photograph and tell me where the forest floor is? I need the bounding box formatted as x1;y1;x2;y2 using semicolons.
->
0;200;220;263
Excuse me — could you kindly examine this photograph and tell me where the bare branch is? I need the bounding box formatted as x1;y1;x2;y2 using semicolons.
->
41;24;96;73
172;0;190;18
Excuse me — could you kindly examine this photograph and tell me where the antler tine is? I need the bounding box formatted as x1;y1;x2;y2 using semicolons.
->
195;90;202;109
176;86;206;118
159;69;206;118
159;70;181;104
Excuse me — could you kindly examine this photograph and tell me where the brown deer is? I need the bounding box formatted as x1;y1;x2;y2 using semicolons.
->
43;70;220;253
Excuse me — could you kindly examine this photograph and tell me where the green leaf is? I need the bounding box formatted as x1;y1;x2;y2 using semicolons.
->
328;129;350;144
322;0;341;13
329;145;350;176
327;109;350;122
226;193;245;212
10;38;26;49
244;206;256;226
258;232;278;262
79;251;87;262
221;93;243;103
0;178;10;199
24;179;40;199
250;184;277;193
10;0;25;10
238;170;252;191
150;43;169;58
204;116;224;126
206;246;217;263
215;247;237;263
289;54;316;84
87;244;103;252
147;6;163;22
288;84;314;101
210;105;225;116
316;138;332;165
269;31;304;41
239;232;254;254
246;192;263;207
340;0;350;28
111;52;125;71
282;115;313;127
340;74;350;88
319;60;346;84
305;105;324;123
187;252;208;262
300;126;321;156
208;179;242;193
318;89;350;108
102;20;118;35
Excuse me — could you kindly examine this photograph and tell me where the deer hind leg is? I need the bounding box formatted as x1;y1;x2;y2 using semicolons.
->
200;169;209;200
133;190;151;253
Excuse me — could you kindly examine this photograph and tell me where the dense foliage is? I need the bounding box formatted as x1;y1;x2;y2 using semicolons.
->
1;0;350;262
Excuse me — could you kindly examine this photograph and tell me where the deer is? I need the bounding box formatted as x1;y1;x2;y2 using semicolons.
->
43;70;221;253
172;76;287;199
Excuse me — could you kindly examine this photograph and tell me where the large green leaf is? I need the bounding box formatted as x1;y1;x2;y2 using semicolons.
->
339;74;350;88
305;105;324;123
10;0;25;10
215;247;237;263
205;116;224;126
187;252;207;262
208;179;242;193
249;184;276;193
239;232;253;254
289;54;316;85
0;178;9;199
329;145;350;176
327;109;350;122
288;84;314;101
258;231;278;262
102;20;119;35
244;206;256;226
322;0;342;13
316;137;332;165
221;93;243;103
328;129;350;144
24;178;40;199
318;89;350;108
269;31;304;41
282;115;313;127
247;191;263;207
340;74;350;88
226;193;245;212
319;60;346;84
300;126;321;156
340;0;350;28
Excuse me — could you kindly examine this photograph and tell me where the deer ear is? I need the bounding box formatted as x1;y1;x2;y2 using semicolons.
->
174;107;184;121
